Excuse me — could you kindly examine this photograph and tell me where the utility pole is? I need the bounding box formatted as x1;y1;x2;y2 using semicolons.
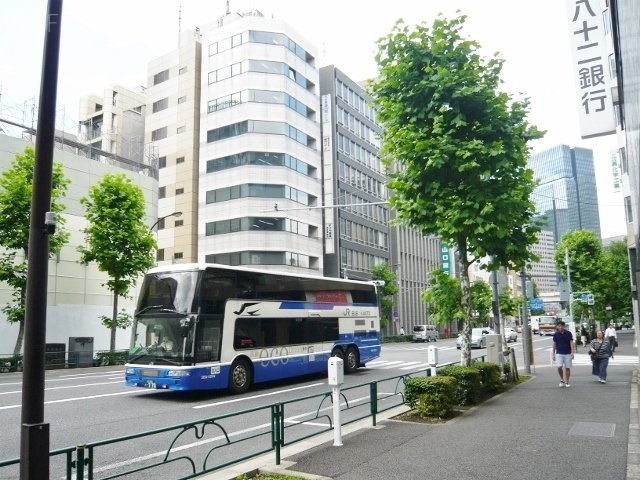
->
20;1;63;479
520;267;531;374
565;248;574;320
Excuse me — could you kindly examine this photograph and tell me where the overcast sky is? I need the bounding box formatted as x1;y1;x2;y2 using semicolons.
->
0;0;625;238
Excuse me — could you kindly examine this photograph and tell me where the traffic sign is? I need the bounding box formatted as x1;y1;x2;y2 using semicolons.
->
529;298;544;310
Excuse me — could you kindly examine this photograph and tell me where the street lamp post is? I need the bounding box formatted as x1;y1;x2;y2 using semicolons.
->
150;211;182;263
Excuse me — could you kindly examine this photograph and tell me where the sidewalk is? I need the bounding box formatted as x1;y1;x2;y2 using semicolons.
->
209;332;640;480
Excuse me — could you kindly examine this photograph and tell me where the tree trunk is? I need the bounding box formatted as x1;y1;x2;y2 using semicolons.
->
12;319;25;356
110;293;118;353
458;236;473;366
12;285;27;355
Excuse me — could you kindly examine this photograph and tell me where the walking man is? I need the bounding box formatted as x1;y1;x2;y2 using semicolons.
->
552;320;575;388
604;323;617;353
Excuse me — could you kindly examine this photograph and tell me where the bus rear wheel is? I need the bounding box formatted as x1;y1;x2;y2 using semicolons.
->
345;346;359;373
229;358;252;394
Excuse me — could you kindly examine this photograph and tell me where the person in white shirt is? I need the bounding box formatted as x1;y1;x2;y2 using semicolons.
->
604;324;618;353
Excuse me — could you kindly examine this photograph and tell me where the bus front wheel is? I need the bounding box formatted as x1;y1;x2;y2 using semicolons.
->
229;358;252;394
345;346;359;373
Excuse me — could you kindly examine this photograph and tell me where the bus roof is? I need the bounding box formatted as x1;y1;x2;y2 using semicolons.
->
146;262;378;288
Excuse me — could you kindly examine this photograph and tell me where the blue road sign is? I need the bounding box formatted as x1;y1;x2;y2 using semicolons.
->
529;298;544;310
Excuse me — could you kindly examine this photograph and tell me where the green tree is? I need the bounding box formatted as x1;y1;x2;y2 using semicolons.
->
369;16;542;365
471;280;492;325
78;173;156;352
601;239;632;321
423;269;464;330
0;146;69;355
499;286;518;319
554;230;605;326
371;263;398;330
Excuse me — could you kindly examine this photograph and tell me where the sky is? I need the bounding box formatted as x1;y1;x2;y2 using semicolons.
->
0;0;626;238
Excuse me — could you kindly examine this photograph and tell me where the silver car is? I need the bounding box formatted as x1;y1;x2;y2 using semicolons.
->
504;327;518;342
456;328;492;349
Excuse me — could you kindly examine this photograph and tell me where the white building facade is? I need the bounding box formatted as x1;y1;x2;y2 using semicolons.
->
198;12;323;274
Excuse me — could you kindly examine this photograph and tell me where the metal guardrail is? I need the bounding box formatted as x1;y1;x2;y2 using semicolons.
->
0;350;128;373
0;366;445;479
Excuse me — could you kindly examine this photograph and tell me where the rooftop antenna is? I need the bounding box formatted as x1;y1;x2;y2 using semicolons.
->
226;0;230;14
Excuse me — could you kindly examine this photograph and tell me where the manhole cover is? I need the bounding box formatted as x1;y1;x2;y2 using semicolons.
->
568;422;616;437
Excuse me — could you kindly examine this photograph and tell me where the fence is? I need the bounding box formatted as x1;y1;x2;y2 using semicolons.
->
0;366;447;480
0;349;128;373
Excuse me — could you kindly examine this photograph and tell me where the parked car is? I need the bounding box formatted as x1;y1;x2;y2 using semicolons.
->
456;328;492;349
621;322;633;329
504;327;518;342
412;324;439;342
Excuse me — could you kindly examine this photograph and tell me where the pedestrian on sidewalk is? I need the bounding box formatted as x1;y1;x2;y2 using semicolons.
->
552;320;575;388
604;323;618;353
580;325;588;347
590;330;613;384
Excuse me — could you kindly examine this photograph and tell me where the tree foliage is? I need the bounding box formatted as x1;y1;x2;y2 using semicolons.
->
423;269;464;328
499;286;518;318
0;146;69;354
78;173;155;351
369;15;542;365
555;232;632;324
371;263;398;329
471;280;492;324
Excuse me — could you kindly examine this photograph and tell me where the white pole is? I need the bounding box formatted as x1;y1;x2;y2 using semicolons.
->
332;386;343;446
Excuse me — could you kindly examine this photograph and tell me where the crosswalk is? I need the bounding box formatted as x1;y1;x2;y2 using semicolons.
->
366;353;639;371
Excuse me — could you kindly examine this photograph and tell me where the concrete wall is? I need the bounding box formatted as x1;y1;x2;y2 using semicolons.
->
0;134;157;354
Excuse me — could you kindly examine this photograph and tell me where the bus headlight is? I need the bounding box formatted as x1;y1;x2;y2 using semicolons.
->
167;370;190;377
125;368;136;375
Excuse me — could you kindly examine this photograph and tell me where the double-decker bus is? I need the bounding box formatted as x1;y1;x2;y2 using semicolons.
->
125;263;381;393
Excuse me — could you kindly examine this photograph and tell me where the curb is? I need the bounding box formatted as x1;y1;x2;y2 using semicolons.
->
199;404;411;480
628;369;640;479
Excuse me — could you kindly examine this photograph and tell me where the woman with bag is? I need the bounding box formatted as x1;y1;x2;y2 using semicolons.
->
590;330;613;384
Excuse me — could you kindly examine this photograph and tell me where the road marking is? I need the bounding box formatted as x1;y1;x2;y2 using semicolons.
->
192;383;325;409
0;389;149;411
0;380;122;396
0;370;124;387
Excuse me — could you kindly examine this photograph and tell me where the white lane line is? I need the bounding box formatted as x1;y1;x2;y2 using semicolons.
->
192;382;325;409
0;380;123;396
0;370;124;387
399;363;430;371
379;361;418;370
0;389;151;411
58;370;123;378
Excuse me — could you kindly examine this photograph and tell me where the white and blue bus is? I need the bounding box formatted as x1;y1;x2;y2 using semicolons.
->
125;263;381;393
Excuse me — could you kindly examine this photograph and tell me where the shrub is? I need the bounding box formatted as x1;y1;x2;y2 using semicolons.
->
404;376;429;408
438;365;481;405
414;376;458;418
474;362;503;393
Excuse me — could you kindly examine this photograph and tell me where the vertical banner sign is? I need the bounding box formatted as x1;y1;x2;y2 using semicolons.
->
567;0;616;139
611;150;621;192
440;243;451;275
321;94;335;254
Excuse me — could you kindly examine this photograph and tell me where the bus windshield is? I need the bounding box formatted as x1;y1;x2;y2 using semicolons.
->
137;270;199;314
129;315;196;365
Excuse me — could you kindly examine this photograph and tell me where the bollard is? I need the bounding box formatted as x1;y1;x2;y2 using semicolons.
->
427;345;438;377
328;357;344;447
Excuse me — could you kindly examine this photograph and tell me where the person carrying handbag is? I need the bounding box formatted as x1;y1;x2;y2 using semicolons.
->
590;330;613;384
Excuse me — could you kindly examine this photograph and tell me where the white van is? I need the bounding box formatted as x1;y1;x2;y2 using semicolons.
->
413;324;439;342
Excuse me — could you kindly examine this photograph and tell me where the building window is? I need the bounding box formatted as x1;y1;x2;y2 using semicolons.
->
178;96;187;104
177;126;186;134
175;220;184;227
158;156;167;168
179;66;187;75
153;69;169;85
205;184;313;206
174;252;184;260
152;97;169;113
206;151;310;176
620;147;628;174
625;196;633;223
176;156;185;164
159;186;166;199
206;120;315;147
157;249;165;261
176;187;184;195
156;218;166;230
151;127;167;141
